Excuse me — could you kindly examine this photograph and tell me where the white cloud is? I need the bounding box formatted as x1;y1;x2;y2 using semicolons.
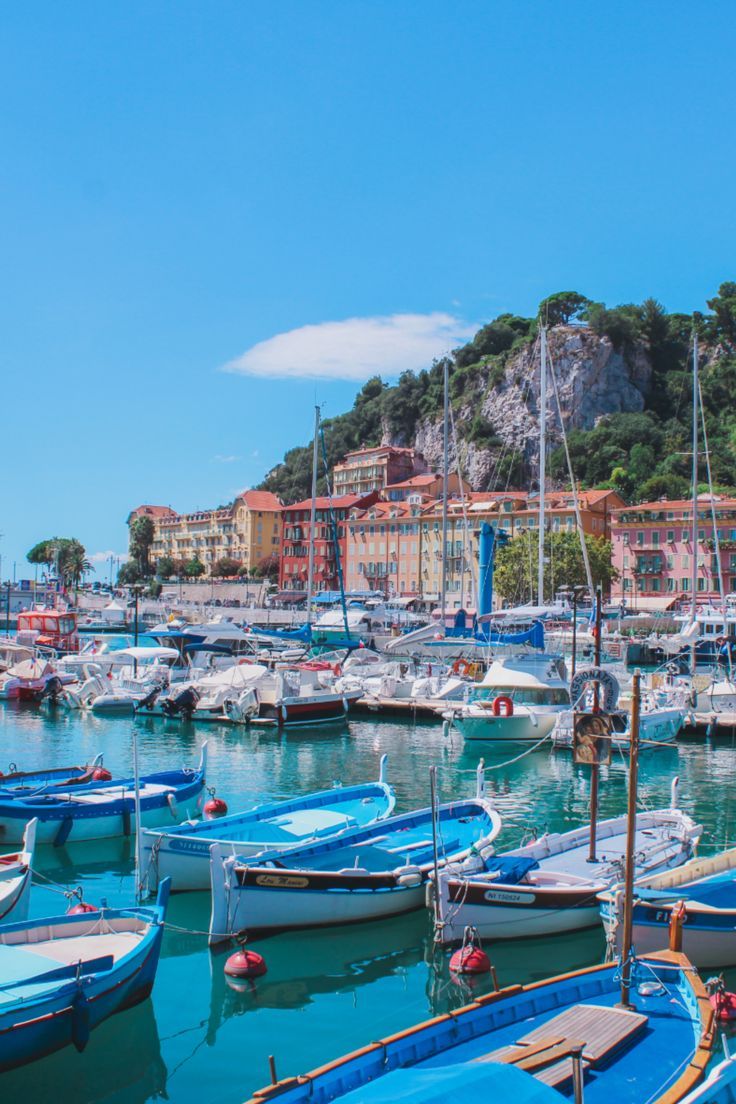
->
90;550;128;564
222;312;475;382
212;454;241;464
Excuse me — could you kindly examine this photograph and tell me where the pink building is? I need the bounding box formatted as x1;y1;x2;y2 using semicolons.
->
343;498;427;597
611;495;736;608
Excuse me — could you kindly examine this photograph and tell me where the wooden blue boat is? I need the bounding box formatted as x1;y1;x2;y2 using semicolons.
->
142;754;395;892
209;772;501;942
0;879;170;1072
600;845;736;968
680;1053;736;1104
0;754;106;792
246;950;715;1104
0;745;207;845
0;818;36;924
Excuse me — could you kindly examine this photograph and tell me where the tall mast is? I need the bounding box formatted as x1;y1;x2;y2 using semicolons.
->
691;333;699;622
537;325;547;606
440;359;449;629
305;405;320;626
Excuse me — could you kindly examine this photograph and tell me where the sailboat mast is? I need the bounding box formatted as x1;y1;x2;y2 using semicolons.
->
537;326;547;605
619;668;641;1009
691;334;699;622
440;359;449;628
306;405;320;626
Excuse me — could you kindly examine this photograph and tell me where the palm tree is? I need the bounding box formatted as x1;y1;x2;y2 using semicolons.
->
61;541;91;599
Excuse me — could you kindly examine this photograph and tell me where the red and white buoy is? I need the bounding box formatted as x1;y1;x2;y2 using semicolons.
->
449;926;491;976
204;787;228;819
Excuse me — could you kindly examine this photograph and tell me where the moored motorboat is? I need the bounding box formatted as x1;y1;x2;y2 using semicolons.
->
0;818;37;924
432;779;701;944
141;755;395;892
209;766;501;943
599;845;736;968
0;879;169;1072
444;654;572;743
245;949;715;1104
0;745;207;845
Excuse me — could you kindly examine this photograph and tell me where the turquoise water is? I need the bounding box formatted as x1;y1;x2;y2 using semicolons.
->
1;704;735;1103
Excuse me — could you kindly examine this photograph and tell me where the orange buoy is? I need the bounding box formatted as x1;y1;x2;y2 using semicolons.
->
67;900;98;915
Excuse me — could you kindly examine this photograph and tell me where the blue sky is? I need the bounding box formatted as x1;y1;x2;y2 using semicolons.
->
1;2;735;579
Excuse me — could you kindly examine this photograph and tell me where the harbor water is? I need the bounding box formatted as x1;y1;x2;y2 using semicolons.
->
2;703;736;1103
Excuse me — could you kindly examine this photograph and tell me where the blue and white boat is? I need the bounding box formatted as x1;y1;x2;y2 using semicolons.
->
245;950;715;1104
142;755;395;892
0;818;37;924
0;745;207;845
0;880;170;1072
680;1052;736;1104
0;755;106;793
599;845;736;968
209;767;501;942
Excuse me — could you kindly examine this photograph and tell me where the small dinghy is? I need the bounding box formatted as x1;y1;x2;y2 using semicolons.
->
0;880;169;1073
0;818;37;924
0;755;107;793
0;745;207;845
432;779;700;944
142;755;395;892
209;765;501;943
245;949;714;1104
599;844;736;968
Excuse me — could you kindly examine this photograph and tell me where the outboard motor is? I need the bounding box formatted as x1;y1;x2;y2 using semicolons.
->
162;686;200;720
41;675;64;706
136;684;162;713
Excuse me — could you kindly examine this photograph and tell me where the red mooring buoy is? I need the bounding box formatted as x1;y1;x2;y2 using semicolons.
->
92;767;112;782
225;949;267;980
450;945;491;975
204;788;228;819
67;901;98;915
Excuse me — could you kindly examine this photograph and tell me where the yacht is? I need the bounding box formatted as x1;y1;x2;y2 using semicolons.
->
443;653;570;742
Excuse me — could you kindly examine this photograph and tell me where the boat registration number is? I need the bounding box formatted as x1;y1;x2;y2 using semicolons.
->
483;889;534;905
254;874;310;889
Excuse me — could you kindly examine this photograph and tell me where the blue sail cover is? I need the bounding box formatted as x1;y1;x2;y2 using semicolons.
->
475;620;545;649
255;623;313;643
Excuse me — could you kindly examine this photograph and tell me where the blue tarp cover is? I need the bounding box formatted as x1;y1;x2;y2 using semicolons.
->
335;1060;561;1104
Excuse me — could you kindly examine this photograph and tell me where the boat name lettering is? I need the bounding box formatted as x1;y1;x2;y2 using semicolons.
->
254;874;309;889
170;839;210;855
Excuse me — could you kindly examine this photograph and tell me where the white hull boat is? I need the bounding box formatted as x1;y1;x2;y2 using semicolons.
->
0;819;36;924
432;781;700;944
599;845;736;968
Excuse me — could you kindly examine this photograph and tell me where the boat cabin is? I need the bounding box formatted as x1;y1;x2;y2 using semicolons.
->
16;609;79;654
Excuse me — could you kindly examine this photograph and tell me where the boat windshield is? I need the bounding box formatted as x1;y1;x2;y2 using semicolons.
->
473;686;570;706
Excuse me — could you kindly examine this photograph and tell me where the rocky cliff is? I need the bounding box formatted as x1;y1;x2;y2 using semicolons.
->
407;325;652;489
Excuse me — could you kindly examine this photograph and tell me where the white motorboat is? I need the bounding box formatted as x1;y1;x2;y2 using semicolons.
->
0;819;36;925
443;653;571;743
432;779;700;943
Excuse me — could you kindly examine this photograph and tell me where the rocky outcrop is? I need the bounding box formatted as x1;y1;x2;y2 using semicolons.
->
396;325;652;490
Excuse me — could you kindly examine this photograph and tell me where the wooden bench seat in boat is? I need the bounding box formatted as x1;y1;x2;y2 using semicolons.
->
476;1003;648;1087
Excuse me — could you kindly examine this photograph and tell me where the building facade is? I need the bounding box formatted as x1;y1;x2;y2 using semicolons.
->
279;492;379;592
132;490;282;575
332;446;427;497
610;495;736;607
343;488;623;605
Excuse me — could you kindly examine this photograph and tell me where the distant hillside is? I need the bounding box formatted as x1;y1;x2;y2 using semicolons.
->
257;284;736;504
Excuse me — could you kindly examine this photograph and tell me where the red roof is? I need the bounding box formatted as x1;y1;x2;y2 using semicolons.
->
613;495;736;515
128;505;177;522
384;473;440;490
238;490;283;511
284;492;378;512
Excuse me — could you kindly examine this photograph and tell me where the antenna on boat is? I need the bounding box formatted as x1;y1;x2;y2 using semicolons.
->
618;667;641;1010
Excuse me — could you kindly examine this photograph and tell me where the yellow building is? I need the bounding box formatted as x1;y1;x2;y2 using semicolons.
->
130;490;282;575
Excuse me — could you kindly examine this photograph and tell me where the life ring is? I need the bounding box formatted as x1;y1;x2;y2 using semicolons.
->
453;658;472;677
238;657;253;665
492;695;514;717
569;666;619;711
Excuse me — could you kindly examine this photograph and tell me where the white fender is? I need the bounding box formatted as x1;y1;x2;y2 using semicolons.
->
394;863;423;888
671;775;680;809
166;792;179;820
209;845;233;946
21;817;38;863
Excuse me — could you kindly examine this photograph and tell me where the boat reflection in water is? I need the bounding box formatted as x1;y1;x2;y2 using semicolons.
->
0;997;167;1104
